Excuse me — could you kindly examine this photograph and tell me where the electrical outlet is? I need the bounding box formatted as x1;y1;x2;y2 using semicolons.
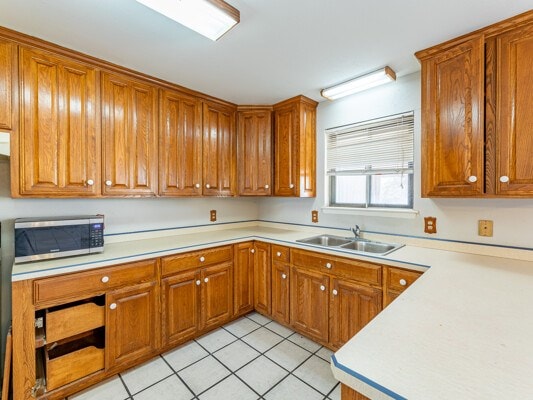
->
478;220;493;237
311;210;319;223
424;217;437;234
210;210;217;222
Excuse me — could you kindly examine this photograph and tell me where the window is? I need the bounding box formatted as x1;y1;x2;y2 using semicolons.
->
326;112;414;209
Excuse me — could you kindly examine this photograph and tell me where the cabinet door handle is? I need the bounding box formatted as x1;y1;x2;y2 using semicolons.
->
204;277;209;283
205;184;210;189
332;289;338;296
325;262;332;269
276;251;282;257
499;175;509;183
320;285;326;291
105;180;112;186
199;256;205;262
467;176;477;183
86;179;94;186
281;273;287;279
289;183;294;189
264;184;269;189
101;276;109;283
196;280;201;286
399;279;407;286
251;249;255;254
195;183;200;188
109;303;117;310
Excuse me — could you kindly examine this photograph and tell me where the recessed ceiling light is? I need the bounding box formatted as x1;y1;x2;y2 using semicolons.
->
321;67;397;100
135;0;240;41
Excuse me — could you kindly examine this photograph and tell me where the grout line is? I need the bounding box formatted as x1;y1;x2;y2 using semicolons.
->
119;374;133;398
159;354;198;399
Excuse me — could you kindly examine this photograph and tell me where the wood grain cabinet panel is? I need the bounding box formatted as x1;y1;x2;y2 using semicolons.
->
202;101;236;196
273;96;317;197
271;261;290;325
0;38;15;130
101;72;158;196
253;242;271;316
18;47;99;196
237;108;272;196
233;242;254;316
200;262;233;331
159;88;203;196
329;278;382;350
106;280;159;371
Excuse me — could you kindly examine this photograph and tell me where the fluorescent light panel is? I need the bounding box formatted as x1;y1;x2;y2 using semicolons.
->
136;0;240;41
321;66;396;100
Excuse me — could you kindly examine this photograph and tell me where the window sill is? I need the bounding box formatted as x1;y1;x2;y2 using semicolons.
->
321;206;419;219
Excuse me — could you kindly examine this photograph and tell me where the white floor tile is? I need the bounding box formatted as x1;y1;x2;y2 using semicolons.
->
265;340;311;371
213;339;260;371
178;355;230;395
316;346;334;362
223;317;261;338
246;311;272;325
69;375;129;400
242;327;283;353
264;375;323;400
163;341;209;372
121;357;173;395
196;327;237;353
265;321;294;338
329;383;341;400
236;356;288;395
199;375;258;400
293;355;339;395
133;375;193;400
288;333;322;352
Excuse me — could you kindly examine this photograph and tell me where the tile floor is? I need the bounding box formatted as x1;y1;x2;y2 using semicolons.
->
69;312;340;400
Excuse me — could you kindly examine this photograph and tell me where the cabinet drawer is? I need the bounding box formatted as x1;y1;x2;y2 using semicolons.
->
291;249;335;272
34;259;157;305
387;267;423;292
161;245;232;277
272;245;290;263
333;258;382;286
46;301;105;343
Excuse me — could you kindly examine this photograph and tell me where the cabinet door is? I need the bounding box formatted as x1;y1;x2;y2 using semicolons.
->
106;281;159;370
253;242;271;316
496;24;533;195
233;242;254;316
200;262;233;331
102;72;158;196
273;104;297;196
271;262;290;325
160;88;203;196
420;36;485;197
19;47;99;196
329;279;382;350
0;39;15;130
162;270;199;347
237;109;272;195
290;266;329;342
202;101;236;196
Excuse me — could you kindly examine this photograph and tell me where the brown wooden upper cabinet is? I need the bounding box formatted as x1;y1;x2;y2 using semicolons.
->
417;11;533;197
101;72;158;196
237;107;272;196
273;95;317;197
203;100;237;196
0;38;15;131
159;88;203;196
16;47;100;197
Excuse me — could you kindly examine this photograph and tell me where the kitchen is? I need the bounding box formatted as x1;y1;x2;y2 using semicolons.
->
1;1;533;399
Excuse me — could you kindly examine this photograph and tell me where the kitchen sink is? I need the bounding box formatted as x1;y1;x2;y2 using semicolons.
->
296;234;403;256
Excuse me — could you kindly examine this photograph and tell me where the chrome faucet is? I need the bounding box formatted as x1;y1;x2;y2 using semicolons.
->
351;225;361;239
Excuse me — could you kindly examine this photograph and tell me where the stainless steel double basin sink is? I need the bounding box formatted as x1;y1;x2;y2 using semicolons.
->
296;234;403;256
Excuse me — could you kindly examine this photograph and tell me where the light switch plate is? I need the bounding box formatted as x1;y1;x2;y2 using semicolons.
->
478;220;493;237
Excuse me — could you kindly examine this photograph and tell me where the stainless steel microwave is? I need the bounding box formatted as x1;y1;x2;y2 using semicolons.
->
14;215;104;263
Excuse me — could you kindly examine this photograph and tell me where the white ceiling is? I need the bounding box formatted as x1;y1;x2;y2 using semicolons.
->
1;1;531;104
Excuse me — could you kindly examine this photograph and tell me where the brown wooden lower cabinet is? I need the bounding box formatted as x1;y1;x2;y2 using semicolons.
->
271;261;290;325
200;262;233;331
341;384;371;400
233;242;255;316
253;242;272;315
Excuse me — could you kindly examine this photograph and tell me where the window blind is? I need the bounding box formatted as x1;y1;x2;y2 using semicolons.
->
326;112;414;175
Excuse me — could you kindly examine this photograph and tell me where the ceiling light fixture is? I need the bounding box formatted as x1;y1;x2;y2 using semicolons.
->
135;0;240;41
321;66;396;100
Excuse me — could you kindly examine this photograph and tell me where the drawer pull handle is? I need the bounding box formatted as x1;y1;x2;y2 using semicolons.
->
289;183;294;189
281;273;287;279
320;285;326;291
205;184;211;189
332;289;338;296
264;184;269;189
399;279;407;286
325;262;332;269
276;251;282;257
86;179;94;186
195;183;200;188
101;276;109;283
196;280;201;286
251;249;255;254
204;277;209;283
468;175;477;183
200;256;205;262
499;175;509;183
105;180;112;186
109;303;117;310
